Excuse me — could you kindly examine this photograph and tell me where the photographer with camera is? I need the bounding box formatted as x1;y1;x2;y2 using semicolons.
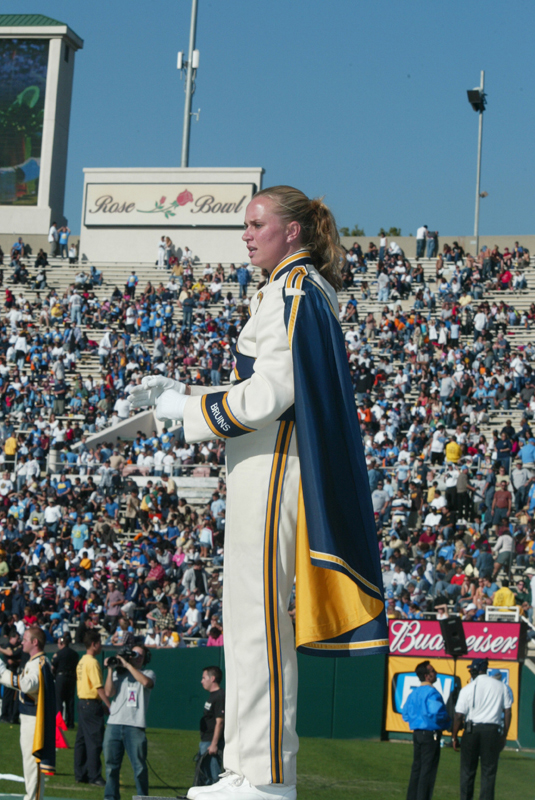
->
452;658;512;800
103;645;155;800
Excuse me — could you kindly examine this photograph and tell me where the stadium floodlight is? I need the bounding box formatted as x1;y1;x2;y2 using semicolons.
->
178;0;200;168
467;89;486;113
467;71;486;256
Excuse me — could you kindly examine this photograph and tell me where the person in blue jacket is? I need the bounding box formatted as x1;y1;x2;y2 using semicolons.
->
402;660;451;800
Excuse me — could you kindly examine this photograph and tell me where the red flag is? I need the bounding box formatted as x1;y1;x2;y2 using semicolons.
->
55;712;69;749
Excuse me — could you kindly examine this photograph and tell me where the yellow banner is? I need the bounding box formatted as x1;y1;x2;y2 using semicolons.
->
385;655;519;741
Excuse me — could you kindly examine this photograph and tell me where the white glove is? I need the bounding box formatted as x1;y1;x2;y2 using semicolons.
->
0;658;6;676
155;389;189;422
128;376;186;410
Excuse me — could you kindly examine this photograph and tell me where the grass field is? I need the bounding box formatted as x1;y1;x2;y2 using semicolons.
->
0;725;533;799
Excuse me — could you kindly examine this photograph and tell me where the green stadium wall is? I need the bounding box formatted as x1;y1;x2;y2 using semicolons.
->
518;662;535;748
82;651;535;747
101;649;387;739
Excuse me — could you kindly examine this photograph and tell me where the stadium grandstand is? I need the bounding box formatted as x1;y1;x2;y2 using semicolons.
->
0;235;534;651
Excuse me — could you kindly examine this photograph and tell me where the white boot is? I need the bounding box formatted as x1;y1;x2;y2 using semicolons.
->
193;775;297;800
187;771;240;800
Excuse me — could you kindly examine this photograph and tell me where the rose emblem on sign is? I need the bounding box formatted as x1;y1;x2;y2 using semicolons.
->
138;189;194;218
177;189;193;206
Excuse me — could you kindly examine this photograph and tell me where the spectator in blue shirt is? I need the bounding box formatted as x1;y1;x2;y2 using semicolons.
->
58;226;70;258
105;497;119;520
520;438;535;466
367;461;383;492
236;264;251;298
55;474;72;506
475;544;494;578
71;515;89;552
402;660;451;800
482;576;499;599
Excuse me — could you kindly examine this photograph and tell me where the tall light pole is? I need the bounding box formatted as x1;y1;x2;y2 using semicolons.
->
467;71;486;256
179;0;199;168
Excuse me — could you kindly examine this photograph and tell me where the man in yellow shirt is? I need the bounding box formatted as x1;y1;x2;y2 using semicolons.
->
74;631;110;786
445;436;462;464
4;434;17;470
491;579;516;608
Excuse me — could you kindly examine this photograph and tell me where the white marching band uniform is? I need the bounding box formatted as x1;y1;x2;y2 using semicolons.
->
182;253;314;785
0;653;51;800
139;249;388;791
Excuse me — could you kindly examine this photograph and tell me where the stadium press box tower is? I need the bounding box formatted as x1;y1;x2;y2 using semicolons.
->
0;14;83;236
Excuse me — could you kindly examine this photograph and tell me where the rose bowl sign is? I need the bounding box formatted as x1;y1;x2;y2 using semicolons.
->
83;183;255;227
389;619;522;661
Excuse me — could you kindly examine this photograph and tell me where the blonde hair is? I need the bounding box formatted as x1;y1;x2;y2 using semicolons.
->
254;185;344;291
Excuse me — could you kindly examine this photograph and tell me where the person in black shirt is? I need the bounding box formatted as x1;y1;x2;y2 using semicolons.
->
51;633;79;728
195;666;225;789
0;628;22;723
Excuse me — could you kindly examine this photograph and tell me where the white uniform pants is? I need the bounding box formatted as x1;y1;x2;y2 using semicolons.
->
223;419;299;787
20;713;44;800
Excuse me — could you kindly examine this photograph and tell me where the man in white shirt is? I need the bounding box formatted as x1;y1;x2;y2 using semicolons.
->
98;329;115;366
162;453;175;476
181;246;194;265
453;658;512;799
390;564;407;594
8;307;22;332
69;290;82;326
26;457;40;483
473;310;487;341
44;499;62;535
0;472;14;497
444;466;460;509
373;423;388;445
430;428;446;465
423;510;443;528
377;270;390;303
510;353;526;393
181;597;202;636
430;491;447;511
15;458;29;492
113;394;131;420
137;449;155;475
153;448;165;476
344;327;359;349
416;225;427;259
176;444;194;464
125;306;136;333
48;221;59;256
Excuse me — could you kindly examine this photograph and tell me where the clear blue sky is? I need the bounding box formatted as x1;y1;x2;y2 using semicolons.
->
13;0;535;236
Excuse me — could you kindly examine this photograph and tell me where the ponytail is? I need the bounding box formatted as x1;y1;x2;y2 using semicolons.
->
254;186;344;291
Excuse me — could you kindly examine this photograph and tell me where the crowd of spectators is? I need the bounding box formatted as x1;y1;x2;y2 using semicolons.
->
0;233;534;652
339;238;535;626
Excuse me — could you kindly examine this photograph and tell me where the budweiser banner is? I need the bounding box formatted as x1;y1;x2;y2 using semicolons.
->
389;619;522;661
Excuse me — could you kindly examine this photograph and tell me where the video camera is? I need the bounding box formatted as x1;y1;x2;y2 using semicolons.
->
107;647;136;672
